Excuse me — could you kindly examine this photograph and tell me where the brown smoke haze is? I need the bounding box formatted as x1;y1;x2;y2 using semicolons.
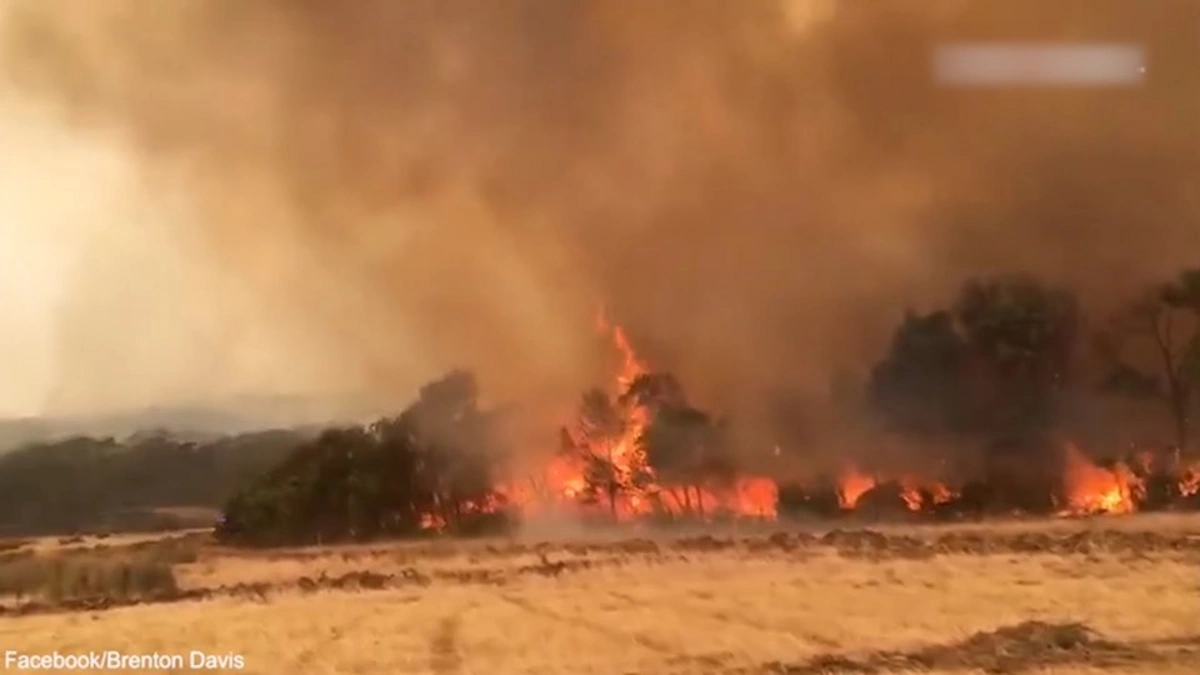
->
1;1;1198;434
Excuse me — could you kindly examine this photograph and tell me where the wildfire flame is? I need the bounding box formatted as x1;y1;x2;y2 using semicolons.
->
1181;464;1200;497
835;464;957;512
899;476;958;512
596;308;648;392
511;311;777;521
1059;443;1142;516
837;464;876;509
482;316;1200;530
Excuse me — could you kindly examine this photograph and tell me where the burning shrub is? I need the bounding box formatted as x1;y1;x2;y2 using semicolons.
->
854;481;918;519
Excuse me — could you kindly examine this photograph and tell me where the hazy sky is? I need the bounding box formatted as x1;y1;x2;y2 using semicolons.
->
0;95;116;416
0;93;337;418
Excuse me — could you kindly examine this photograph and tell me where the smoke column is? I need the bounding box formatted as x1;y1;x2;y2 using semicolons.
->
0;1;1197;429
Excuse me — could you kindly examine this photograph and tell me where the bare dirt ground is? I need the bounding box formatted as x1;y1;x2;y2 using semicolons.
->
3;514;1199;674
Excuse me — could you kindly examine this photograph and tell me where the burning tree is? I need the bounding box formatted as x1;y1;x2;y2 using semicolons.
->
558;388;653;521
390;370;507;531
552;318;777;522
631;375;736;518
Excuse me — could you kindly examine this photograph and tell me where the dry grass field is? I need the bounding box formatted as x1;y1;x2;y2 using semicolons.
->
1;515;1199;674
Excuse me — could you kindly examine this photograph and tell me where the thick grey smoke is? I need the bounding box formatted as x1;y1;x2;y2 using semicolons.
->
1;1;1198;434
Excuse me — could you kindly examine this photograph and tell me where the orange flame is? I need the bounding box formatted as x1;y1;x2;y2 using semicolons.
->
928;481;958;506
899;484;923;511
1059;443;1142;516
724;477;780;518
489;316;1200;529
837;464;876;509
596;308;648;390
1181;463;1200;497
896;476;957;511
511;312;776;522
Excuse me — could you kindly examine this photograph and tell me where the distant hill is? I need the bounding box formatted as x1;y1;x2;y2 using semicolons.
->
0;427;313;537
0;394;397;452
0;394;417;536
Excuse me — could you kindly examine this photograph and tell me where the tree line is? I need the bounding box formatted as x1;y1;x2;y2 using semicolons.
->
4;266;1197;542
0;429;299;537
217;366;743;544
870;269;1199;452
863;268;1200;512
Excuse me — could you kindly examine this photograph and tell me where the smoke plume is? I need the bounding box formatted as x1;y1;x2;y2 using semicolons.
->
1;1;1198;431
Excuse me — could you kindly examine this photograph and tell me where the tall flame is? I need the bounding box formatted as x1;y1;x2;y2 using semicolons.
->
513;310;777;521
596;308;648;391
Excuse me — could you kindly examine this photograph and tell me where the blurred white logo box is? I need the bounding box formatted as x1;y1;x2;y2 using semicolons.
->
933;43;1146;86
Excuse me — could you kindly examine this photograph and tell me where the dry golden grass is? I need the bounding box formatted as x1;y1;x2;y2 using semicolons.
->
3;516;1199;674
19;528;211;554
871;510;1200;536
